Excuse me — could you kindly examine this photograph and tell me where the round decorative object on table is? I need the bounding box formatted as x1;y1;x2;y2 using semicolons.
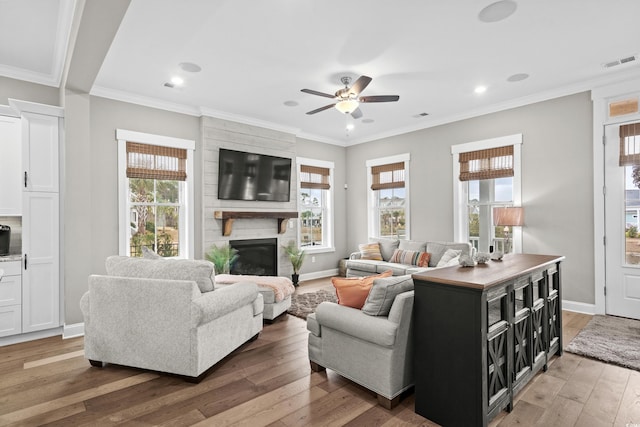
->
475;252;491;264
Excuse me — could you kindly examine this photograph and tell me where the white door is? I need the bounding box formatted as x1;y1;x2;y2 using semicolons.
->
22;192;60;332
604;121;640;319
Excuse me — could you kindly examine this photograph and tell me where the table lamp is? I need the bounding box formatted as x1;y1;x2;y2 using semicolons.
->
493;207;524;253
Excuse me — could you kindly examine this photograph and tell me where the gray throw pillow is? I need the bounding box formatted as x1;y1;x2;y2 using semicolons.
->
399;239;426;252
105;256;215;293
370;237;400;261
362;275;414;316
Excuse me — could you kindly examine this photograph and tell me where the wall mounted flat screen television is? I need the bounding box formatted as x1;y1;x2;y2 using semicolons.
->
217;148;292;202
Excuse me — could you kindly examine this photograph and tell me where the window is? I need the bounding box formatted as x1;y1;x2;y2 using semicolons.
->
116;129;195;258
297;157;334;252
452;135;522;253
367;154;410;239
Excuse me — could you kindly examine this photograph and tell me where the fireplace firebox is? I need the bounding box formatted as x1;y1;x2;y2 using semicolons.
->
229;238;278;276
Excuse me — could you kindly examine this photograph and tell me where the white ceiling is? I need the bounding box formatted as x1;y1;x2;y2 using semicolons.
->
2;0;640;145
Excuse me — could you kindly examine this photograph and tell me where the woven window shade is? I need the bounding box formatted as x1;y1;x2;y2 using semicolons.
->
126;142;187;181
619;123;640;166
371;161;405;190
459;145;514;181
300;165;330;189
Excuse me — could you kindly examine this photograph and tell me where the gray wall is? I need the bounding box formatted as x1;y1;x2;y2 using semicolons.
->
60;96;201;324
0;76;60;106
346;92;594;304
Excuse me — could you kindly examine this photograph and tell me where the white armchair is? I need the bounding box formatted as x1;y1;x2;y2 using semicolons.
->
80;256;263;381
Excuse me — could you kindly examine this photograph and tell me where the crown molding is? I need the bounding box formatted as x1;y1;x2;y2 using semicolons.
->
90;85;202;116
199;107;300;136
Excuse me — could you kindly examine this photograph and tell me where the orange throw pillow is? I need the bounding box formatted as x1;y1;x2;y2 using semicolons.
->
331;270;393;309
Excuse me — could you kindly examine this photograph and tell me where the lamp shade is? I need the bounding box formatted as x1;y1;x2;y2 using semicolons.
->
493;207;524;227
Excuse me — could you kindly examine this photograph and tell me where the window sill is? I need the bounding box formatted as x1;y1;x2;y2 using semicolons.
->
301;246;335;255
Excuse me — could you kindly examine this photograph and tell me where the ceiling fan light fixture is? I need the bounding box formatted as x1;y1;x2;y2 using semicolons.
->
335;99;359;114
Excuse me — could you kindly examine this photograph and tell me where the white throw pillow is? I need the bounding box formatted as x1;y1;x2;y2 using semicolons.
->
436;249;462;267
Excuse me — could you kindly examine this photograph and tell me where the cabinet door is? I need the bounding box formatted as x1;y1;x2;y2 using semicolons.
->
22;112;59;193
0;116;22;215
0;305;21;337
0;272;21;307
22;192;59;333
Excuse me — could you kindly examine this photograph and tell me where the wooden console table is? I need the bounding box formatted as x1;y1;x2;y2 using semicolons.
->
412;253;564;426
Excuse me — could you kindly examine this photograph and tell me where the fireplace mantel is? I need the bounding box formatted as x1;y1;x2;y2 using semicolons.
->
213;211;298;236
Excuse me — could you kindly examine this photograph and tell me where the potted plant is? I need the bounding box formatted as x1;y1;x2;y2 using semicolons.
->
282;240;305;286
205;243;238;275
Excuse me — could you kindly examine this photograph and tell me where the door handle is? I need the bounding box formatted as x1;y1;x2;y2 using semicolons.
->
24;171;27;188
24;254;27;270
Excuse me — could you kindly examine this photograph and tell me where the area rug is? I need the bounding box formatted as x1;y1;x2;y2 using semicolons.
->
287;289;337;320
565;314;640;371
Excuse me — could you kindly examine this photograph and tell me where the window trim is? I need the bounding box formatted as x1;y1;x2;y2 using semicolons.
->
452;134;522;252
116;129;195;258
366;153;411;239
297;156;335;254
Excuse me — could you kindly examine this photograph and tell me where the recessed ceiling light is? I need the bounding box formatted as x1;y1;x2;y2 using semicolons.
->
283;100;298;107
474;85;487;94
418;112;429;117
362;119;375;124
171;76;184;86
507;73;529;82
179;62;202;73
346;123;355;131
478;0;517;23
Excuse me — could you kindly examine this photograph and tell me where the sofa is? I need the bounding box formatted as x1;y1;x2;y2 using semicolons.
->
346;237;474;277
307;275;415;409
80;256;264;381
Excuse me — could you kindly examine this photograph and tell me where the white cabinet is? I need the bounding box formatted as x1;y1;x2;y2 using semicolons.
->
0;102;62;339
22;193;59;332
0;261;22;337
0;116;22;215
22;112;59;193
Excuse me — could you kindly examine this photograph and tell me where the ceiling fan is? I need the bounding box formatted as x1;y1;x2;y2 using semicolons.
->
301;75;399;119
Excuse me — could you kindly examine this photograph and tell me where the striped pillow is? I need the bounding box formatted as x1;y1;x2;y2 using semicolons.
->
389;249;430;267
359;242;383;260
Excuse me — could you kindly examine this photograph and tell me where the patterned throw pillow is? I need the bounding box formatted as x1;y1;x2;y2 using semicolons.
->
358;242;383;261
389;249;430;267
331;270;393;309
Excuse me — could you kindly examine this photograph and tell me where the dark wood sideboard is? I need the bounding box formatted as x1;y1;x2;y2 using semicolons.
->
412;253;564;426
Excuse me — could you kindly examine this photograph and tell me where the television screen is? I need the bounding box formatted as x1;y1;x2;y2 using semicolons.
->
217;149;292;202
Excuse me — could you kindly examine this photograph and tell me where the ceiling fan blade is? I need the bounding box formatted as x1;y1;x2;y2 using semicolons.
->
349;75;372;95
359;95;400;103
301;88;336;99
306;103;336;115
351;108;363;119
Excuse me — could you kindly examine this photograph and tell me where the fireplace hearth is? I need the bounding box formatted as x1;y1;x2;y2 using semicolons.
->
229;238;278;276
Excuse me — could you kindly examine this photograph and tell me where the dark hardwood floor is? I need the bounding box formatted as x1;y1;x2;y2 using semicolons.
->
0;278;639;426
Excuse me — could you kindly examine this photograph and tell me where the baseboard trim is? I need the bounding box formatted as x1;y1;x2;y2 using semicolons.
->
562;299;597;315
300;268;338;282
63;322;84;339
0;327;63;347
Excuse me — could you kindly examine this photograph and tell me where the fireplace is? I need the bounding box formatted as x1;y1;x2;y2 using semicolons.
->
229;238;278;276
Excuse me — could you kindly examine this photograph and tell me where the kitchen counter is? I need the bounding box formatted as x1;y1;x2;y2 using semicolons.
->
0;254;22;262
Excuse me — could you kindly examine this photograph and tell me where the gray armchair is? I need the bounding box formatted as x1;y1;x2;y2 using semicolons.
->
307;281;414;409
